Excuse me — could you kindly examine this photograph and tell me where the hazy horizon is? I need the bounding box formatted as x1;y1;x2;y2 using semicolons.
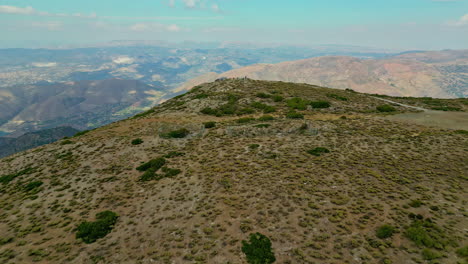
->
1;0;467;50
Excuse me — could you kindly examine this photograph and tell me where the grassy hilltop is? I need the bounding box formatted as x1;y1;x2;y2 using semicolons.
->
0;79;467;264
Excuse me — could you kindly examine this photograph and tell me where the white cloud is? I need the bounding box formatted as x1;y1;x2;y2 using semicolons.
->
31;21;63;31
0;5;95;18
183;0;198;8
212;4;220;13
129;23;183;32
31;62;58;67
0;5;37;15
447;13;468;26
113;56;135;64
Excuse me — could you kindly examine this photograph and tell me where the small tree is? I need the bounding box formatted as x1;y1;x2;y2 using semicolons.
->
242;233;276;264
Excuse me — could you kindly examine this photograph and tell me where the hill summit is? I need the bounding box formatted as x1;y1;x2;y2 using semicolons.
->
0;79;467;264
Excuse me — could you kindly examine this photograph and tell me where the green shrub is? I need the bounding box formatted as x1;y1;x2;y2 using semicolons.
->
454;130;468;135
204;122;216;128
456;246;468;258
272;95;284;102
286;111;304;119
161;128;190;138
307;147;330;156
237;117;256;124
310;101;331;108
131;138;143;145
286;98;309;110
136;158;166;172
431;106;462;111
251;102;276;113
60;139;73;145
24;181;43;192
140;169;158;181
404;220;450;249
249;144;260;149
421;249;442;260
256;92;271;99
161;167;182;177
194;93;210;99
132;109;155;119
255;124;271;128
409;200;423;208
76;211;118;244
376;225;395;239
377;105;396;112
258;115;274;121
327;93;348;101
73;130;90;137
242;233;276;264
238;108;256;115
0;168;35;184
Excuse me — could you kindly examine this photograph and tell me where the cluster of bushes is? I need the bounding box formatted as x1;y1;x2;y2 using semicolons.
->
242;233;276;264
160;128;190;138
234;115;275;124
131;138;144;145
256;92;283;102
0;168;35;184
137;157;181;181
286;97;331;110
250;102;276;113
327;93;348;101
73;130;90;137
376;225;396;239
376;104;396;112
307;147;330;156
24;181;43;192
203;122;216;128
201;104;254;117
431;106;462;111
76;211;118;244
405;219;451;249
286;111;304;119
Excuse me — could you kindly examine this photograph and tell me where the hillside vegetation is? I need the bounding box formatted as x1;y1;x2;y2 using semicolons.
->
0;79;466;264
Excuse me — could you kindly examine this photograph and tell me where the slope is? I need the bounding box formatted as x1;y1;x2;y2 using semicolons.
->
0;79;466;264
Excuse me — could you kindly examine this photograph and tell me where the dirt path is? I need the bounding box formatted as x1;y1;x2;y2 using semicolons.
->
372;96;468;130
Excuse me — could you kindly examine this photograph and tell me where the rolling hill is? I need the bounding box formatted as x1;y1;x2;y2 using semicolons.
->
0;79;164;136
0;79;466;263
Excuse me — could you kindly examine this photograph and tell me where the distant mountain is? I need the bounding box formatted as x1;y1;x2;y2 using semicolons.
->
0;126;79;158
178;50;468;98
0;79;163;135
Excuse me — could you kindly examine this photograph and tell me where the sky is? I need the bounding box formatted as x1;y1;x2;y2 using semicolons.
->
0;0;467;50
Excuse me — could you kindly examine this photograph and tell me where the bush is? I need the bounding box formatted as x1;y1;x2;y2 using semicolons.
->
456;246;468;258
286;98;309;110
24;181;43;192
258;115;274;121
307;147;330;156
256;92;271;98
376;225;395;239
286;111;304;119
76;211;118;244
136;158;166;172
421;249;442;260
249;144;260;150
204;122;216;128
404;220;450;249
73;130;90;137
272;95;284;102
377;105;396;112
242;233;276;264
251;102;276;113
237;117;256;124
161;167;182;177
161;128;190;138
131;138;143;145
310;101;331;109
327;93;348;101
409;200;423;208
0;168;34;184
255;124;271;128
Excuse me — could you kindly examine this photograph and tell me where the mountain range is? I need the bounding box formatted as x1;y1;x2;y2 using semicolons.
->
178;50;468;98
0;79;466;263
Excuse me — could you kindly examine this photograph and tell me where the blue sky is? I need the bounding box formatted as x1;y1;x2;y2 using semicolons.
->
0;0;467;50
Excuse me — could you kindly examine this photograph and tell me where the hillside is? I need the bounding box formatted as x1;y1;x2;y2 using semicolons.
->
0;79;164;136
0;126;79;158
0;79;467;264
177;50;468;98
